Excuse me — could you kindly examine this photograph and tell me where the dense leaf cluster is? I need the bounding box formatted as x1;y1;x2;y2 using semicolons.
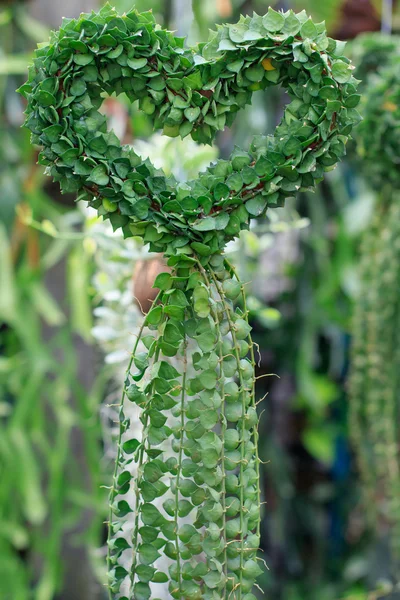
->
350;32;400;85
20;4;360;257
351;36;400;189
349;197;400;554
108;258;261;600
349;33;400;561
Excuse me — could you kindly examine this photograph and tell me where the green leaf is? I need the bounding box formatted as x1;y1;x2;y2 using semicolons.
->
178;499;194;517
202;501;223;521
331;61;352;83
283;136;302;155
202;369;217;390
134;352;149;371
153;360;180;380
133;582;151;600
114;500;132;517
139;526;158;543
37;90;56;106
201;447;219;469
138;543;161;565
196;331;216;353
318;85;338;100
153;272;172;290
199;409;219;430
184;71;203;90
163;323;183;345
141;503;165;526
214;212;230;230
135;565;155;583
203;570;224;588
152;572;169;583
184;107;201;122
282;12;301;35
89;165;109;186
74;53;93;66
243;559;263;579
344;94;361;108
225;402;243;422
226;172;243;192
263;9;285;32
191;242;211;257
126;384;146;406
300;18;318;39
192;217;216;231
127;57;147;70
122;438;140;454
227;59;244;73
143;461;163;482
169;289;189;307
178;524;197;543
245;196;268;217
228;23;247;43
148;409;167;429
214;183;229;202
70;78;87;96
146;305;163;325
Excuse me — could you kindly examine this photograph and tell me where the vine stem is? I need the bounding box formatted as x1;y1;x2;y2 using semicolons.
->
106;320;147;599
207;264;248;600
173;336;187;597
129;293;165;595
105;290;161;600
194;258;228;597
224;258;261;540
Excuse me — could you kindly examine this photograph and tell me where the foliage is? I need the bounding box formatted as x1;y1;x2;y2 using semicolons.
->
20;4;360;599
0;207;106;600
353;59;400;190
348;33;400;568
19;4;360;258
350;32;400;85
0;4;105;599
349;194;400;552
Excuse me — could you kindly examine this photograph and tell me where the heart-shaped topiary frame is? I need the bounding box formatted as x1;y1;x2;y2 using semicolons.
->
19;5;360;600
20;4;360;259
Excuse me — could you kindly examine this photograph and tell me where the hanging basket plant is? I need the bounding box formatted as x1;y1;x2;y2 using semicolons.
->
348;34;400;556
19;4;360;599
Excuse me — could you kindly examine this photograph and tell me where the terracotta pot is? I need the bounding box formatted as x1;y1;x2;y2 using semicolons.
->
132;256;170;314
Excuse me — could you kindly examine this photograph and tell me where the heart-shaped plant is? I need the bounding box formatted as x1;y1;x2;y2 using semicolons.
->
19;4;360;599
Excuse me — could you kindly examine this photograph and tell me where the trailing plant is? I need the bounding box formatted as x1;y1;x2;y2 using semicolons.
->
349;35;400;560
349;32;400;84
351;37;400;190
19;4;360;598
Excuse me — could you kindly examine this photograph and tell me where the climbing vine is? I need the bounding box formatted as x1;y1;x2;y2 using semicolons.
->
20;4;359;599
349;34;400;555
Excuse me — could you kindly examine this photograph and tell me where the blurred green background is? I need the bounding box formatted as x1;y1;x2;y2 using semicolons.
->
1;0;400;599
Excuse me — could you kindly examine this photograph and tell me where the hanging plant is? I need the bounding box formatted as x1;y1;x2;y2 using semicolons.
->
348;35;400;554
19;4;359;599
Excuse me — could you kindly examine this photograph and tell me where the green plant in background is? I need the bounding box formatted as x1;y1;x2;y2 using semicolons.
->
0;207;106;600
349;34;400;564
0;3;106;599
353;62;400;189
349;32;400;83
19;4;360;599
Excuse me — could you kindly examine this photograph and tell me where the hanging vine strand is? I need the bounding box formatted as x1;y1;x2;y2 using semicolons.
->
348;33;400;564
19;4;360;598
